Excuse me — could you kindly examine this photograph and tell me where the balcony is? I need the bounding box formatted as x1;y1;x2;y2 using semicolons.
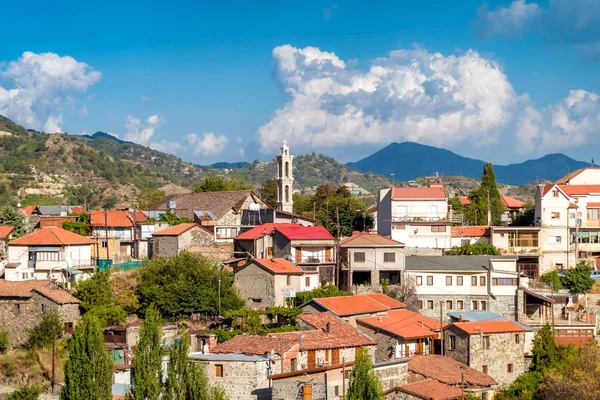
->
296;256;335;264
392;216;449;223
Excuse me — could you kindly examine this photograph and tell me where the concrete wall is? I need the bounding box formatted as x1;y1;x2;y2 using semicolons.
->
391;223;452;250
377;189;392;237
416;293;517;321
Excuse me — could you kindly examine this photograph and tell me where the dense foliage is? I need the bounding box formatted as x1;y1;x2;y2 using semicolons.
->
27;309;63;349
563;261;594;294
294;282;352;306
0;331;8;354
447;242;501;256
347;347;384;400
62;213;91;236
0;206;27;237
73;271;126;325
61;316;112;400
130;305;163;400
194;176;250;192
259;179;278;208
137;252;244;320
7;386;42;400
160;211;193;226
540;270;563;291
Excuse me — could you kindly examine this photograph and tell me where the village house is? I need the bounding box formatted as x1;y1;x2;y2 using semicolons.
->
233;258;304;308
443;320;527;385
458;194;525;224
299;293;406;327
151;222;232;260
90;210;148;263
405;255;522;320
450;225;490;248
377;185;451;252
490;226;541;279
356;308;444;362
5;226;95;282
0;225;15;263
0;279;81;346
338;231;405;291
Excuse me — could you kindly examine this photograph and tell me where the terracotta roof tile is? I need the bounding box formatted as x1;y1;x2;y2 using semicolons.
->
543;184;600;197
308;293;405;317
450;226;490;238
235;223;297;240
274;225;334;241
90;210;148;227
449;320;525;335
252;258;304;275
0;225;15;239
152;223;199;236
8;226;95;246
409;355;497;387
458;197;471;206
500;194;525;209
0;280;80;304
339;232;404;247
19;206;38;216
587;202;600;208
392;187;447;200
357;309;443;339
392;379;463;400
554;336;594;347
39;216;77;229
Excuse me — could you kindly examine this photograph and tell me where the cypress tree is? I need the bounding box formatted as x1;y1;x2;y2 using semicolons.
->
468;162;504;225
347;348;384;400
130;305;163;400
60;316;112;400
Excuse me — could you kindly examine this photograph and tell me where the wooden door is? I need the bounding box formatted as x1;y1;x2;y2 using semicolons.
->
325;248;332;262
332;348;340;364
295;247;302;263
404;344;409;357
417;340;424;355
303;384;313;400
307;350;316;368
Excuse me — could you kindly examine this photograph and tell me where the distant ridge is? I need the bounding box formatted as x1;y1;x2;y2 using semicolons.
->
83;131;130;144
212;161;249;169
346;142;590;185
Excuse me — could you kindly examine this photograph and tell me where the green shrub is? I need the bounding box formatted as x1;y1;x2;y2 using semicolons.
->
540;270;563;291
28;310;63;349
7;385;41;400
0;331;9;353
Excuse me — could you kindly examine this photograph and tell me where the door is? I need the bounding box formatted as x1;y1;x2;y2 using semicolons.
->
295;247;302;263
332;348;340;364
307;350;316;368
28;252;36;269
325;248;332;262
417;340;424;355
303;384;312;400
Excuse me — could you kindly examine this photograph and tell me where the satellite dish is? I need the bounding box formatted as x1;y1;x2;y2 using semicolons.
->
17;203;21;208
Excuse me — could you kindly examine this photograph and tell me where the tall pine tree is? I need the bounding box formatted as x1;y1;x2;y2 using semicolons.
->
467;162;504;225
60;316;112;400
347;348;384;400
130;305;163;400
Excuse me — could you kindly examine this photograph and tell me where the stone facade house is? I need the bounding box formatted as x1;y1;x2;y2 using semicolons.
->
151;222;232;261
339;232;405;290
5;226;95;282
405;255;521;320
0;279;81;347
386;379;463;400
234;258;304;309
443;320;526;385
300;293;406;327
356;309;444;362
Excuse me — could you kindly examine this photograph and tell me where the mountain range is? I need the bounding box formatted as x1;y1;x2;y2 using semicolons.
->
346;142;590;185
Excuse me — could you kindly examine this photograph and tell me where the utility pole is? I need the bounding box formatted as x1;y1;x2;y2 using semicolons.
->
487;188;491;226
133;206;137;259
51;325;56;393
326;201;329;232
461;370;465;399
440;301;444;356
336;207;340;287
104;208;110;265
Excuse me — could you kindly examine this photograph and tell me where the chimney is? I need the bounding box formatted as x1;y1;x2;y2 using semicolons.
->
378;316;383;322
206;334;217;353
325;322;331;333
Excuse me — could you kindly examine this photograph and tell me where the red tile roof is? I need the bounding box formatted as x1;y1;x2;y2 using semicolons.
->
235;223;296;240
19;206;38;216
250;258;304;275
299;312;378;346
409;355;497;387
307;293;405;317
90;210;148;227
152;223;199;236
449;320;525;335
587;202;600;208
392;187;447;200
8;226;95;246
69;206;87;214
542;184;600;197
339;232;404;247
458;197;471;206
392;379;463;400
0;225;15;239
39;216;77;229
450;226;490;238
0;280;80;304
500;194;525;209
274;225;334;241
357;309;443;339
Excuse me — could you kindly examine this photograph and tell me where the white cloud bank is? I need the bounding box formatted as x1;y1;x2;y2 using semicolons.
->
258;44;600;157
0;51;101;130
187;132;229;155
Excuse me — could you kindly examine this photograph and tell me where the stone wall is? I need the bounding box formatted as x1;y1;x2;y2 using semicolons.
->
202;359;272;400
444;327;470;365
467;331;525;385
234;263;275;309
357;324;398;362
375;361;408;392
153;236;179;258
0;292;81;347
185;229;234;261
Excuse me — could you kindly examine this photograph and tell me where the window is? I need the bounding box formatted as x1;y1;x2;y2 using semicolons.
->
472;300;479;310
216;227;238;239
215;364;223;377
482;336;490;350
427;276;433;286
64;322;74;334
553;190;559;197
383;253;395;262
449;335;456;350
431;225;446;232
588;209;600;220
334;386;340;396
515;334;520;344
507;363;514;373
291;358;297;372
101;241;108;248
457;276;463;286
457;300;464;310
480;276;486;286
305;277;310;287
251;298;262;304
551;212;560;219
286;275;291;285
492;278;518;286
446;300;453;310
548;235;562;243
354;252;366;262
41;304;45;313
446;276;452;286
332;349;340;364
569;212;576;219
416;276;423;286
426;300;434;310
480;301;487;311
482;365;488;374
471;276;477;286
418;300;424;310
36;251;62;261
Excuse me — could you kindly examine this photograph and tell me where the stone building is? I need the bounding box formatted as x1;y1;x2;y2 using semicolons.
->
0;279;81;347
151;222;233;261
443;320;526;385
233;258;304;308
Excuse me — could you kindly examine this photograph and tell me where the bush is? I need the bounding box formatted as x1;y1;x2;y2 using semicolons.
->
563;261;594;294
294;282;352;306
7;385;41;400
28;310;63;349
0;331;9;353
540;270;563;291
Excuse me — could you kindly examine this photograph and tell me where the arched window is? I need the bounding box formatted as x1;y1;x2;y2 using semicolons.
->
285;185;290;203
279;187;282;202
279;162;282;178
285;162;289;178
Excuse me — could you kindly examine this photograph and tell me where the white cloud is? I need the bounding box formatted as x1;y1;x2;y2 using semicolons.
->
43;114;63;133
187;132;229;155
140;95;150;102
238;148;245;158
149;140;181;152
474;0;540;39
124;114;162;146
0;51;101;129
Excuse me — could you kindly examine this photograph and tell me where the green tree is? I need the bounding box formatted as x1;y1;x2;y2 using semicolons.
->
130;305;163;400
164;333;191;400
531;324;562;373
467;163;505;225
447;242;501;256
60;316;112;400
194;176;250;193
28;309;63;349
512;201;535;226
62;212;91;236
540;270;563;292
347;347;384;400
137;252;244;320
259;179;278;208
0;206;27;237
138;188;166;209
74;270;125;325
160;211;193;226
295;282;352;306
7;386;42;400
563;261;595;294
292;193;313;217
117;289;140;315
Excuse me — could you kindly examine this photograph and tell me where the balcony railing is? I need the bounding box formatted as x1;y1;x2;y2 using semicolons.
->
296;256;334;264
392;216;449;223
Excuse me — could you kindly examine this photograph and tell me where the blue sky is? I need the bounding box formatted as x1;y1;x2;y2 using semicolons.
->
1;0;599;165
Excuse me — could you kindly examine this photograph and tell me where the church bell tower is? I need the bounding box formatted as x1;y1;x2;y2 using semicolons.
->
276;140;294;213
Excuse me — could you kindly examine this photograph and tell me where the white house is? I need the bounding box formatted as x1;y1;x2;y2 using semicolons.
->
5;226;94;282
377;184;451;250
